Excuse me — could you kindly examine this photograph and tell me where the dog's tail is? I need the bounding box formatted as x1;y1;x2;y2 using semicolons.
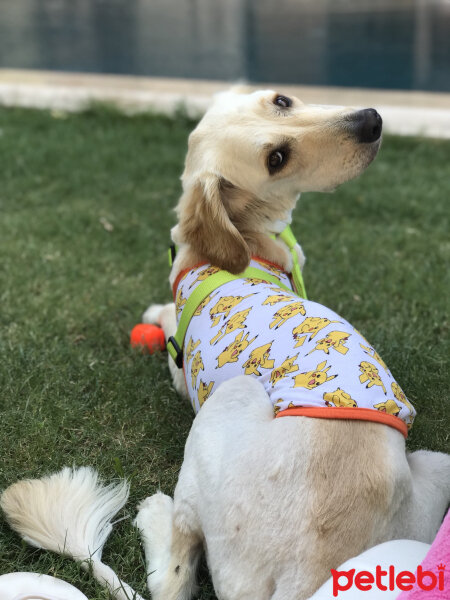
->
0;466;145;600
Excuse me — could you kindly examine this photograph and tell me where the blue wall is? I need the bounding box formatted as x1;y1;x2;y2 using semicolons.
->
1;0;449;92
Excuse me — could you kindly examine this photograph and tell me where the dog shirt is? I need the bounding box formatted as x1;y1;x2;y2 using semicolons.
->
173;258;415;437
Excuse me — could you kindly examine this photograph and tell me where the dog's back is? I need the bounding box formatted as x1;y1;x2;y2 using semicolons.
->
176;376;409;599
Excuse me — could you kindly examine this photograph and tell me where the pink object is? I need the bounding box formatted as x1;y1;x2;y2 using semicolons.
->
397;510;450;599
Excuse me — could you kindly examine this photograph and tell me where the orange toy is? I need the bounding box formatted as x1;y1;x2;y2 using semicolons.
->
130;324;166;353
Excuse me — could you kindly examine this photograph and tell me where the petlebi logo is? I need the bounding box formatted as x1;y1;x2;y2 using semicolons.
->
331;563;446;597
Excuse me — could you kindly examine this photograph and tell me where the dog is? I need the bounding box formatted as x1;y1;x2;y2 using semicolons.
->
133;89;450;600
132;89;450;600
2;89;449;600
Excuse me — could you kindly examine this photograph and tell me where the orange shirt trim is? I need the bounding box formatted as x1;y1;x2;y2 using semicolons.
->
276;406;408;438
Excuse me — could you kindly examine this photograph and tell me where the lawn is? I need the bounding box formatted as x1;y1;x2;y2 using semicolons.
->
0;106;449;598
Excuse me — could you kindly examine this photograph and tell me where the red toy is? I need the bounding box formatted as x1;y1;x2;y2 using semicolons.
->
130;323;166;353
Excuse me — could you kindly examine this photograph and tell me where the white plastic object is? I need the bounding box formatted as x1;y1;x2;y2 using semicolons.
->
0;572;88;600
308;539;430;599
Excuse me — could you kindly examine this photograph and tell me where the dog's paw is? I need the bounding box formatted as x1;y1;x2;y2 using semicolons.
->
134;493;174;583
136;491;173;515
142;304;165;325
134;492;174;540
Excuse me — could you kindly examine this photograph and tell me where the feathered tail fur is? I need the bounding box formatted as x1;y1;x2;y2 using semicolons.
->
0;466;144;600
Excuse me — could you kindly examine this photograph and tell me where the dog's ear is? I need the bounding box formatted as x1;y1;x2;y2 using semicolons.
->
177;174;251;274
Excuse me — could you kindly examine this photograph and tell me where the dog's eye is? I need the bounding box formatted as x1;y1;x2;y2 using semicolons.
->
268;150;285;171
274;95;292;108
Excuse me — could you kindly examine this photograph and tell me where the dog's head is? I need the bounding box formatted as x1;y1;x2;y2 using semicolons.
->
175;88;382;274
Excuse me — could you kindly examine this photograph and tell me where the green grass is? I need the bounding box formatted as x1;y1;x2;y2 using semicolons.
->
0;106;449;597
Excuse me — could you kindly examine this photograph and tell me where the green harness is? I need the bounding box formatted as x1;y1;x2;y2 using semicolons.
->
167;226;306;368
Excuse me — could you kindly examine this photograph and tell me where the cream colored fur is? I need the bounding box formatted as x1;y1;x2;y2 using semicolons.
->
139;89;450;600
1;89;449;600
1;467;143;600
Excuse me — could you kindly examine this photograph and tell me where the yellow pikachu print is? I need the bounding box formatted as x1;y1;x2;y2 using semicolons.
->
198;380;215;407
189;266;220;289
360;343;388;372
391;382;415;428
270;354;299;387
191;350;204;388
374;399;400;416
359;361;387;394
193;292;218;317
210;308;252;345
307;331;351;356
257;263;282;277
269;302;306;329
391;382;410;408
185;337;201;364
209;294;254;327
273;399;297;414
273;399;284;415
262;294;294;306
323;388;358;408
242;342;275;376
292;317;341;347
293;360;337;389
175;288;187;316
216;331;258;368
243;277;269;287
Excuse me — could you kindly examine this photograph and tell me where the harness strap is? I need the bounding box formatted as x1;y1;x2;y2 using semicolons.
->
167;266;297;368
279;226;307;299
168;226;306;299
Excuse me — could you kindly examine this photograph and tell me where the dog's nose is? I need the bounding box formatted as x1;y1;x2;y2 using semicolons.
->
348;108;382;143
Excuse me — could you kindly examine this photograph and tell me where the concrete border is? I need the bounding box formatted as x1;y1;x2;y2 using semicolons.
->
1;69;449;138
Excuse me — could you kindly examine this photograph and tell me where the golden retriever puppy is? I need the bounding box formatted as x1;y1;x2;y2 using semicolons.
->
2;89;449;600
133;89;449;600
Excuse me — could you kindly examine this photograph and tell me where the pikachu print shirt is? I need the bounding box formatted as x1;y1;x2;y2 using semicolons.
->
175;259;415;436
